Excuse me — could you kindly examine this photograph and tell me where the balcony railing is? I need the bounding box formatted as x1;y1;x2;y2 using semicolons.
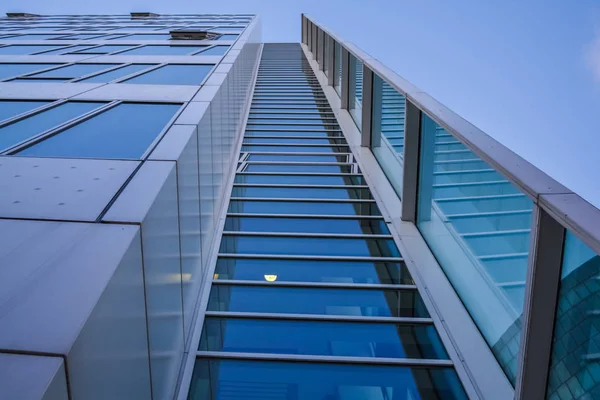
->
303;13;600;400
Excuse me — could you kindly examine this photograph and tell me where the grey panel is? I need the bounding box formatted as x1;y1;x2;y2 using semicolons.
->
0;156;139;222
0;353;68;400
175;101;209;126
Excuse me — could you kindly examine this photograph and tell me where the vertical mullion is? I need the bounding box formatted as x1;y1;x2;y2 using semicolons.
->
301;15;307;44
341;47;350;110
326;36;335;86
361;65;374;147
307;20;312;53
515;206;565;400
401;100;422;221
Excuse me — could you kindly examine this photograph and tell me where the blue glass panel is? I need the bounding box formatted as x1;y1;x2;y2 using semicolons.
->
0;45;65;55
78;64;155;83
214;258;413;284
73;45;134;54
234;174;367;185
241;145;348;153
112;34;172;40
200;318;448;359
196;46;229;56
219;236;399;257
209;286;426;317
32;64;119;78
9;34;63;40
9;78;71;83
0;100;48;122
245;130;342;138
216;34;238;41
244;138;344;145
248;118;338;124
0;63;60;80
224;216;388;234
54;34;105;40
230;187;371;199
247;154;346;162
19;103;181;159
228;200;380;216
188;360;466;400
546;232;600;399
118;45;206;55
0;102;104;151
245;164;352;173
34;45;94;55
417;113;533;384
123;64;214;85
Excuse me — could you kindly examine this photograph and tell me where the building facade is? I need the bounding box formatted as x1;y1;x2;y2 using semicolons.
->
1;11;600;400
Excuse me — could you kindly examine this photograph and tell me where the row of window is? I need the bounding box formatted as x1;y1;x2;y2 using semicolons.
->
0;44;230;56
0;62;214;84
0;100;181;158
0;33;240;41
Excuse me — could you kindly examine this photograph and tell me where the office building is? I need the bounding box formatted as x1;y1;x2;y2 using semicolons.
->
0;11;598;400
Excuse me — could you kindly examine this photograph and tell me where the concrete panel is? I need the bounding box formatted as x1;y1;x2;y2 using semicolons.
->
0;353;68;400
0;156;139;222
72;83;197;102
103;161;184;400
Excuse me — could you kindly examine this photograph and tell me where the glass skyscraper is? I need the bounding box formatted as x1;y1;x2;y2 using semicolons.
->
1;11;600;400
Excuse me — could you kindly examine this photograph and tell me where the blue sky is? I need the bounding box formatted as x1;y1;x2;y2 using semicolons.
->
3;0;600;207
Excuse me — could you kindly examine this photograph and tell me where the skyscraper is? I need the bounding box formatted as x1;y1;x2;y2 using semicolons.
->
1;11;599;400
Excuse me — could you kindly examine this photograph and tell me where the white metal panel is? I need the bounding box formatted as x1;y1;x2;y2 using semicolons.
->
0;353;68;400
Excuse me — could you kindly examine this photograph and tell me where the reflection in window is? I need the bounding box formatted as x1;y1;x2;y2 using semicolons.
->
546;232;600;399
196;46;229;56
0;63;60;80
0;100;48;123
118;45;207;55
31;63;119;79
0;44;65;55
78;64;155;83
122;64;213;85
72;45;135;54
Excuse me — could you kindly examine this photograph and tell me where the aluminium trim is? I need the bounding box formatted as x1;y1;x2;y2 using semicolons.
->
226;212;384;220
221;231;392;239
218;253;401;262
204;311;432;324
211;280;416;290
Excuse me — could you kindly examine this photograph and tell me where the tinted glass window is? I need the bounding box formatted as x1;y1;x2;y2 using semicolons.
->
0;102;104;151
35;45;95;55
214;258;413;284
78;64;154;83
32;64;119;79
233;174;367;186
118;45;206;55
123;64;213;85
0;100;48;122
230;186;371;199
0;63;60;80
189;359;467;400
200;317;449;359
19;103;181;159
112;34;172;40
10;34;63;40
227;200;380;216
207;286;427;317
0;45;65;55
197;46;229;56
224;216;387;234
216;34;238;41
73;45;134;54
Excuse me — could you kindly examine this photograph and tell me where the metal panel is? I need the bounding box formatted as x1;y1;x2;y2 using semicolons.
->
401;100;422;222
515;206;565;400
340;47;349;109
361;64;374;147
0;353;68;400
0;156;139;222
326;35;335;86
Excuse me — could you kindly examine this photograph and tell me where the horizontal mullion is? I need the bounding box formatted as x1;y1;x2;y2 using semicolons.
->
460;229;531;238
244;136;344;140
232;184;368;189
239;151;352;156
477;252;529;261
446;209;532;219
226;212;383;220
236;172;363;176
433;180;509;188
229;197;375;203
218;253;402;262
435;193;526;202
195;351;453;367
212;280;415;290
221;231;393;239
242;143;348;147
242;161;352;166
204;311;433;325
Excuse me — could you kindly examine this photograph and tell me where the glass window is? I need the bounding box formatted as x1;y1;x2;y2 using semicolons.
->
348;54;363;128
31;64;119;79
196;45;229;56
111;34;172;40
18;103;181;159
224;216;387;234
0;102;104;151
72;45;134;54
241;145;349;154
189;359;467;400
117;45;207;55
233;174;367;186
200;317;449;359
0;44;65;55
9;34;63;40
334;41;342;95
122;64;213;85
52;34;105;40
546;232;600;399
416;113;533;384
228;200;379;216
0;63;61;80
208;286;426;317
216;34;238;41
35;45;95;55
323;33;329;76
230;186;371;199
372;76;407;197
78;64;154;83
214;258;413;284
0;100;48;123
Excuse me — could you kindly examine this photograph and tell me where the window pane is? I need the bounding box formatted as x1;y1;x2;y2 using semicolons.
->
349;54;363;128
241;145;348;153
36;45;95;55
72;45;134;54
123;64;213;85
200;317;449;359
0;100;48;122
78;64;154;83
214;258;413;284
196;46;229;56
111;34;172;40
224;217;388;234
32;64;119;78
228;200;380;216
0;102;104;151
216;34;238;41
0;45;65;55
230;186;372;199
546;232;600;399
234;174;367;186
207;286;427;317
188;359;467;400
18;103;181;159
334;41;342;95
9;34;63;40
416;113;533;384
0;63;60;80
118;45;206;55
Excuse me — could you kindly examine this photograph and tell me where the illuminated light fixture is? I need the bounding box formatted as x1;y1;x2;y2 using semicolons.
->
264;274;277;282
213;273;219;280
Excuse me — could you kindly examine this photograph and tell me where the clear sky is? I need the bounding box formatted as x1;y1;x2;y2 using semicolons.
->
3;0;600;207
